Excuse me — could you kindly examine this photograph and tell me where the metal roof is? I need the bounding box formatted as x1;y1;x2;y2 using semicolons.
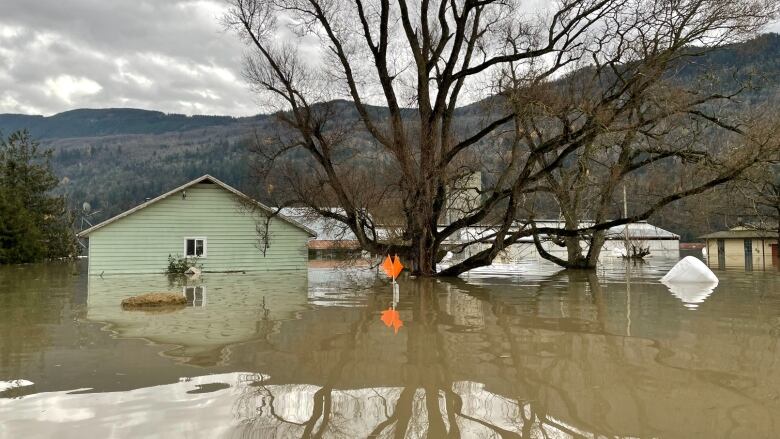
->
279;207;392;242
279;208;358;242
699;228;778;239
77;175;316;237
604;222;680;240
444;221;679;244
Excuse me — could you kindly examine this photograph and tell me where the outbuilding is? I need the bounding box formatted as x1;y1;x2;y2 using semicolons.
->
78;175;315;275
701;226;778;270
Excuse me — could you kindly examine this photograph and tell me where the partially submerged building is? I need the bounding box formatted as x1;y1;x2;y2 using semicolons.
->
283;205;679;264
450;220;680;264
280;208;368;259
279;207;399;260
78;175;315;275
439;172;680;262
701;226;779;270
275;174;682;265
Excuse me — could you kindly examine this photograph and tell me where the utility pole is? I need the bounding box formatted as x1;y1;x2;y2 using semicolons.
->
624;184;631;337
623;185;630;251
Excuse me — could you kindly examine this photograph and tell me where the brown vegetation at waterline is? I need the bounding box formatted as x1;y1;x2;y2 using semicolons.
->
121;292;187;309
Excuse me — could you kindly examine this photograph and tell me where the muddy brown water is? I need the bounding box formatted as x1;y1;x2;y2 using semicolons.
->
1;253;779;438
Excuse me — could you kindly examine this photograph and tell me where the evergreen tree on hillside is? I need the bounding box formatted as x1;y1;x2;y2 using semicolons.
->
0;130;77;263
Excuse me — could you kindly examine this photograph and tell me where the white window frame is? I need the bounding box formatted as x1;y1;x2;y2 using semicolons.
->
184;237;207;258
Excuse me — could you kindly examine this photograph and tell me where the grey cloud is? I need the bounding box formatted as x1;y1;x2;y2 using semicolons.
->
1;0;778;117
0;0;257;116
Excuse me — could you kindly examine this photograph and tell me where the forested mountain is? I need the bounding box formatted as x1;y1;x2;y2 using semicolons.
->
0;108;245;139
1;33;778;236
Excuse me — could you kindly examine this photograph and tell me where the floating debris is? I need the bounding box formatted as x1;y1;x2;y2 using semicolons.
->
121;292;186;308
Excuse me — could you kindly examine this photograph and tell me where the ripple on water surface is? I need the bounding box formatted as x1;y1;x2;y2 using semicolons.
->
1;257;779;438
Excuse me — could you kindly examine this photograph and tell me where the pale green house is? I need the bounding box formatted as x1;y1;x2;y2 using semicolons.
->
78;175;315;275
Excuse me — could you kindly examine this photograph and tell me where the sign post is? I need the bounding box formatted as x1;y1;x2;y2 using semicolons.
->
380;255;405;334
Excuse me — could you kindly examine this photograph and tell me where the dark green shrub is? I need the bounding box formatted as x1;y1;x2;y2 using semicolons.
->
166;254;198;274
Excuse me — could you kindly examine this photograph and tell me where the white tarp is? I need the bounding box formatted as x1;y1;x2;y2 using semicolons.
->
661;256;719;284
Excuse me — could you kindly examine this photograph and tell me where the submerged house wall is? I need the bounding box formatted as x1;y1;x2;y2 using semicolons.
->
85;182;310;275
705;237;778;270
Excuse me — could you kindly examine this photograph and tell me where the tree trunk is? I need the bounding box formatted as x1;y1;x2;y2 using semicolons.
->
410;228;438;276
584;231;606;268
534;228;605;270
776;206;780;250
565;235;582;265
405;188;440;276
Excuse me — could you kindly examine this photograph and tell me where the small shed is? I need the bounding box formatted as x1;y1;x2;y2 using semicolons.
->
700;227;778;270
78;175;315;275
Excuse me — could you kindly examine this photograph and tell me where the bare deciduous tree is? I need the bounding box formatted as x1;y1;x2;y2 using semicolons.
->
225;0;777;275
727;161;780;242
510;69;780;268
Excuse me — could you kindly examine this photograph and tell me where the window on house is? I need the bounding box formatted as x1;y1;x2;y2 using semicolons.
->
185;238;206;257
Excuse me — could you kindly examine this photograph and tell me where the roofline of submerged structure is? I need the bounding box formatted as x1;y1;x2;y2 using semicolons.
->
77;174;317;238
699;230;778;240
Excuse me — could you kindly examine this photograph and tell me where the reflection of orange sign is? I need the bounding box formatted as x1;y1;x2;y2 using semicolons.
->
380;308;403;334
381;255;404;280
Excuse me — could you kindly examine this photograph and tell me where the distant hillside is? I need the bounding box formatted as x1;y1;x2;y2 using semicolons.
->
676;33;780;78
1;33;778;234
0;108;248;139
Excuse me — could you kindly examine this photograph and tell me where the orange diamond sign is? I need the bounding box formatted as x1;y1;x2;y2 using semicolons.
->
381;255;404;280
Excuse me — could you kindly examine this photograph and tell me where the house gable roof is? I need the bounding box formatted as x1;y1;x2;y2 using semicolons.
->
77;175;316;237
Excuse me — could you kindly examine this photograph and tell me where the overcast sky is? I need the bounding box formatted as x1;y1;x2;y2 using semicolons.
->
0;0;254;116
1;0;778;117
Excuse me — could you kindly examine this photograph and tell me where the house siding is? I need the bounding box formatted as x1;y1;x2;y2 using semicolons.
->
86;183;309;275
706;238;779;270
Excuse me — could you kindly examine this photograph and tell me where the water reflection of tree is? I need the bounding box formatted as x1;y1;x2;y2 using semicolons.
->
443;271;645;439
221;270;780;438
230;290;379;438
226;276;628;438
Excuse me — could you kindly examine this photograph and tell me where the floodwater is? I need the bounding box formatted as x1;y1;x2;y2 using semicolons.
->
1;254;779;438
